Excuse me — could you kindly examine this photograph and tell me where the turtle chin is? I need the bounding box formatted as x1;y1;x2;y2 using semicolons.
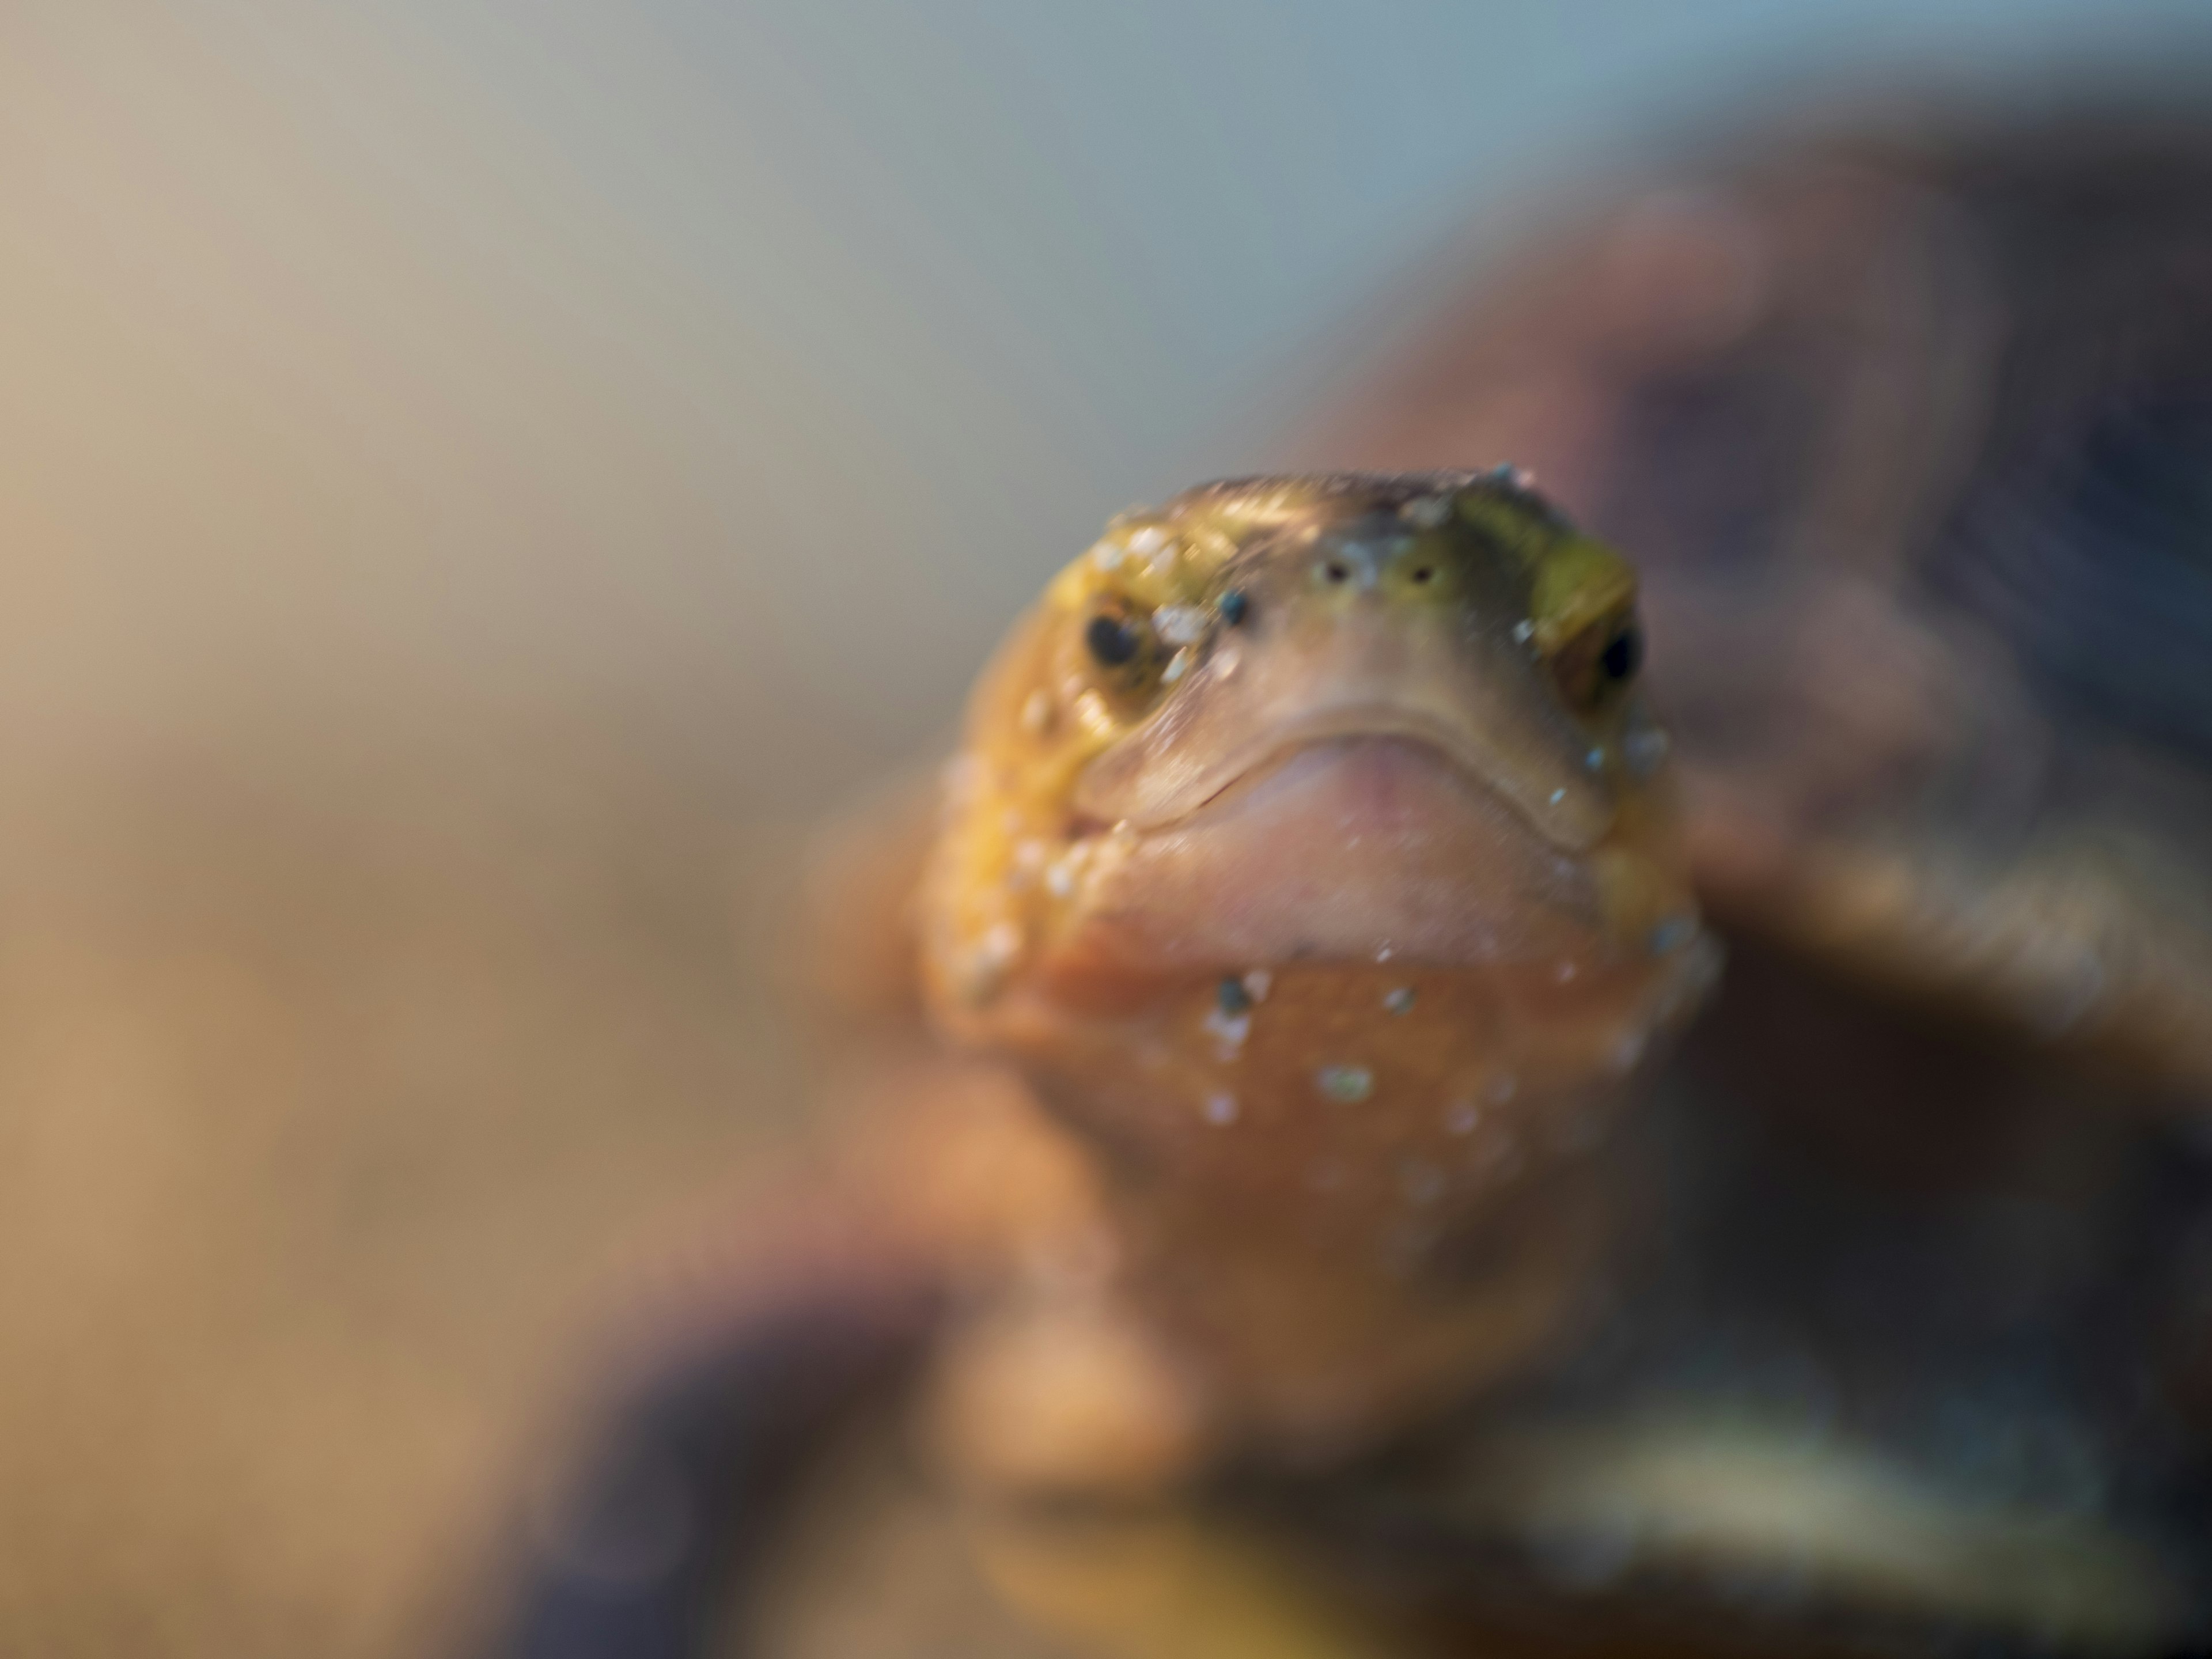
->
1056;733;1617;981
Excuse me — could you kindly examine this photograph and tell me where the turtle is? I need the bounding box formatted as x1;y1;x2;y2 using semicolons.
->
488;105;2212;1659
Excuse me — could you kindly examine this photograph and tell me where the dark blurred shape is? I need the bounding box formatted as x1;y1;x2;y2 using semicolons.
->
1310;103;2212;1096
493;1278;932;1659
1273;98;2212;1653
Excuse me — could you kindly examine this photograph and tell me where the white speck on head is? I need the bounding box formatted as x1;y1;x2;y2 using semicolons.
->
1202;1091;1239;1126
1445;1100;1480;1135
1009;839;1047;885
1044;859;1077;899
1203;1006;1252;1059
1512;619;1535;644
1127;525;1167;557
958;920;1025;1003
1548;787;1567;806
1384;986;1416;1016
1316;1065;1374;1104
1585;747;1605;772
1019;690;1052;735
1162;648;1191;684
1555;959;1578;983
1071;688;1113;737
1153;604;1207;646
1374;943;1394;963
1089;538;1126;571
1648;915;1698;955
1241;969;1272;1002
1486;1073;1518;1104
1400;494;1452;528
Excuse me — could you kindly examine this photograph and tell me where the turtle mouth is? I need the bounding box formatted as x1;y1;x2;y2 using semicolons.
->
1168;729;1560;884
1108;704;1512;833
1056;726;1614;972
1073;688;1614;855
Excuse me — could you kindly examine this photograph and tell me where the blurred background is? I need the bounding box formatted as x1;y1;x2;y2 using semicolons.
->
2;3;2210;1655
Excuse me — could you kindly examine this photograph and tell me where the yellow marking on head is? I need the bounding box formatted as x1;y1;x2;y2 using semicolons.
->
1453;491;1637;657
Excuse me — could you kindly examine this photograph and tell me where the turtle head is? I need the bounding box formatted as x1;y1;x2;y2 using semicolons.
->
922;472;1704;1019
917;471;1719;1438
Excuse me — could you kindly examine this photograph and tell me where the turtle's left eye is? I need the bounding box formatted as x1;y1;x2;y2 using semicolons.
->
1600;624;1642;684
1551;613;1642;713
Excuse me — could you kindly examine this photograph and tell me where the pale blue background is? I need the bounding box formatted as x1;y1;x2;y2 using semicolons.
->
4;2;2209;793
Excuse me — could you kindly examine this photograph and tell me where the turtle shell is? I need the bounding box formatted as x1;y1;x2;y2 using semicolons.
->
1304;106;2212;1099
1250;106;2212;1654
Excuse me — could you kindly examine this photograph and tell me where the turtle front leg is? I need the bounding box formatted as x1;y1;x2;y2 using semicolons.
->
483;1211;938;1659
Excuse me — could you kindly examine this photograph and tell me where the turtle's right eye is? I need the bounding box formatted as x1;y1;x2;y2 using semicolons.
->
1077;597;1173;713
1086;613;1142;666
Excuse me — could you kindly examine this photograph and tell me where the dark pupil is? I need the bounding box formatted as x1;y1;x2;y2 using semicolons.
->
1600;626;1642;681
1086;613;1141;666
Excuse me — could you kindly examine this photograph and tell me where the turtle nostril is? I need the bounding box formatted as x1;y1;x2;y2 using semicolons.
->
1323;560;1351;584
1410;565;1435;585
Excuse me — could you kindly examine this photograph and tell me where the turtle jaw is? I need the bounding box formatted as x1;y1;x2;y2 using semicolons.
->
1039;726;1698;996
1089;702;1601;843
1069;732;1603;977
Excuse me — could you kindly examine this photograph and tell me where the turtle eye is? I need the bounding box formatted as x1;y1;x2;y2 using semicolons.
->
1085;613;1142;666
1551;613;1642;713
1600;623;1642;684
1076;593;1191;713
1078;600;1170;710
